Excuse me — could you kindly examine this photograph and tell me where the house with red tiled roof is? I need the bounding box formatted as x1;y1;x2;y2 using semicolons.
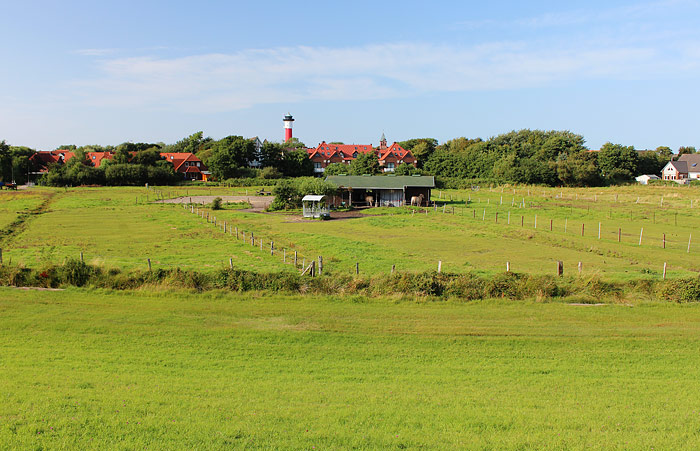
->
307;134;417;174
28;150;76;176
86;151;114;168
160;152;210;181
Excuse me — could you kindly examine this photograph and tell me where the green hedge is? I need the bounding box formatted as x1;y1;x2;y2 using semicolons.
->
2;261;698;302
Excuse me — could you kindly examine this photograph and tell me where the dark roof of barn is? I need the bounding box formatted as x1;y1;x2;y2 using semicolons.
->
325;175;435;189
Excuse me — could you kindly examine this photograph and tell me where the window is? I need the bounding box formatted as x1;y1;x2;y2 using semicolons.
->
353;152;358;158
314;162;322;169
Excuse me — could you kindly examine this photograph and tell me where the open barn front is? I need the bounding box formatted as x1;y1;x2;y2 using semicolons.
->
325;175;435;207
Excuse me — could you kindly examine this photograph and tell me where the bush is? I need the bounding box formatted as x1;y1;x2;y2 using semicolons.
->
658;277;700;303
211;197;223;210
60;259;97;287
260;167;283;179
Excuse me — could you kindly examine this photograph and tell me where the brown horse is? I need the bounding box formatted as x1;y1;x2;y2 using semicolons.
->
365;195;374;207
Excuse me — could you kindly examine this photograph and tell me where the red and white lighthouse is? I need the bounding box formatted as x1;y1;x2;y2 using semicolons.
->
283;113;294;142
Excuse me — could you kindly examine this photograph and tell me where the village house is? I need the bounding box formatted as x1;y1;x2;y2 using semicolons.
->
29;149;210;181
28;150;76;178
159;153;210;181
307;134;417;174
661;154;700;182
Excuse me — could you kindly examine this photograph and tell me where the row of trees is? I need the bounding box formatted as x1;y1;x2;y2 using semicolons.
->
2;130;693;187
396;131;673;186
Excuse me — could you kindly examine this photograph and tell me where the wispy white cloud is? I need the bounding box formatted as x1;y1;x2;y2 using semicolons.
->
70;34;700;114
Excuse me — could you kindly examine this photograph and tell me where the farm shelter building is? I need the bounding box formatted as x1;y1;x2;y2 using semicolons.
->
325;175;434;207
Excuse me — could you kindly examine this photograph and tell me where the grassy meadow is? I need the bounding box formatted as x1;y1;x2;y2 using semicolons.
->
2;288;700;449
2;183;700;280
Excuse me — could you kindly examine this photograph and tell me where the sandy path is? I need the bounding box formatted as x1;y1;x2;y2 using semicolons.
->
158;195;274;211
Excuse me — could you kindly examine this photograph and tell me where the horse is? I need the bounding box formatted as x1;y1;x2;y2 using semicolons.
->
365;195;374;207
410;194;424;206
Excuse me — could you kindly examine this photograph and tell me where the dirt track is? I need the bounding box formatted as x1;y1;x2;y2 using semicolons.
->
158;195;274;211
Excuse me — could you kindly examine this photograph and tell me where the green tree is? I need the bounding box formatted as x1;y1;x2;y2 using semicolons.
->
162;131;212;154
131;149;162;166
597;142;639;182
269;180;302;210
678;146;696;156
655;146;673;160
260;142;283;168
349;151;380;175
0;140;12;182
278;149;314;177
208;136;256;180
398;138;438;168
394;162;422;175
322;162;348;176
556;151;602;186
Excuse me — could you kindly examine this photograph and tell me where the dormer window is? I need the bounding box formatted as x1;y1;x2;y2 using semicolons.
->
170;156;174;159
353;152;358;158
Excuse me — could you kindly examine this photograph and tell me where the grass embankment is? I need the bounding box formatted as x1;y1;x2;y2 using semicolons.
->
2;288;700;448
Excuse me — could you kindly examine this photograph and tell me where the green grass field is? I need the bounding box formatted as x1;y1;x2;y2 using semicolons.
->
2;183;700;280
2;288;700;449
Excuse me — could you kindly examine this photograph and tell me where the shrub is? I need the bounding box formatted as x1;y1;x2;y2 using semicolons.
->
658;278;700;303
483;272;523;299
60;258;96;287
211;197;223;210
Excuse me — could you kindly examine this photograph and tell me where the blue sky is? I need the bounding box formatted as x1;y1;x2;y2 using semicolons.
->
2;0;699;150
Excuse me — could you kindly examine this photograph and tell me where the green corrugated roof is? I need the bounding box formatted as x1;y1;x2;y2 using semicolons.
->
325;175;435;189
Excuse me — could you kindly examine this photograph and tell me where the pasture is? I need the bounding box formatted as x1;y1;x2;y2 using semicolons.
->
2;288;700;448
1;183;700;280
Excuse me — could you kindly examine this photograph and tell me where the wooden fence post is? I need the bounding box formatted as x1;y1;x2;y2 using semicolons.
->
147;258;151;271
598;222;601;240
437;260;442;273
295;250;298;266
578;261;582;274
318;256;323;275
688;234;692;253
229;258;233;269
663;233;666;249
534;215;537;229
556;261;563;276
639;228;644;246
663;262;667;280
271;241;274;256
506;261;510;272
565;218;568;233
356;262;359;275
80;251;84;262
581;223;585;236
0;248;3;264
391;264;395;274
495;212;498;223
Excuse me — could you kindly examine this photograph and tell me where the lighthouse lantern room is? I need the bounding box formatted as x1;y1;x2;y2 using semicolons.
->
283;113;294;141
